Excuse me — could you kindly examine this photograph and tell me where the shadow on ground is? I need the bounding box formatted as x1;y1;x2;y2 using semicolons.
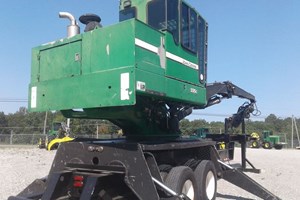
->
217;193;255;200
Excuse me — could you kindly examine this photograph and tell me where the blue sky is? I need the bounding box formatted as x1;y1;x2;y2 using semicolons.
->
0;0;299;121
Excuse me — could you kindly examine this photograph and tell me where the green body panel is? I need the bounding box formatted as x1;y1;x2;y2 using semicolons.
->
30;19;206;112
30;35;82;83
30;67;135;111
165;33;199;85
134;21;206;104
135;21;164;76
30;21;137;111
165;78;205;104
81;21;136;74
39;40;82;81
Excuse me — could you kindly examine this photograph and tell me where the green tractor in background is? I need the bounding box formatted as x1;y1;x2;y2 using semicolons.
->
38;122;74;150
191;127;234;162
192;127;210;138
250;130;284;150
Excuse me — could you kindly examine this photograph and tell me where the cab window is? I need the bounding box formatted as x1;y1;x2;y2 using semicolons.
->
181;3;197;53
148;0;166;29
166;0;179;44
198;15;208;83
147;0;179;44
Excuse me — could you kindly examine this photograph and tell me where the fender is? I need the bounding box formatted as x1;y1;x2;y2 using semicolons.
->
47;136;74;151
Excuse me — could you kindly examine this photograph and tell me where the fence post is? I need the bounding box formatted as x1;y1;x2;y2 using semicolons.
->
10;130;13;145
96;123;99;139
31;134;35;145
43;112;48;135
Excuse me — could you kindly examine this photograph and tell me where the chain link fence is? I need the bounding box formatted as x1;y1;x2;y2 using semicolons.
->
0;123;123;145
0;133;297;148
0;133;42;145
0;133;120;145
0;128;298;148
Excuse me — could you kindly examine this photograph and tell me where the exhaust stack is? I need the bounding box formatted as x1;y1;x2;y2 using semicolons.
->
59;12;80;37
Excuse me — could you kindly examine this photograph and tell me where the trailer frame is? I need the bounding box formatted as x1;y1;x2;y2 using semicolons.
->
9;135;280;200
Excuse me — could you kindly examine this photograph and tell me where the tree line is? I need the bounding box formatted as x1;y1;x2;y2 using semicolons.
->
0;107;299;144
0;107;119;136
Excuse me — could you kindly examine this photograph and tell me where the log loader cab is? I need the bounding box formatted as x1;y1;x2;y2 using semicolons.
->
29;0;211;138
119;0;208;85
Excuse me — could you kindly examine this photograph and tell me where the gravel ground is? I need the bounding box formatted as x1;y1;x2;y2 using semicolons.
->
0;145;299;200
0;146;56;200
217;148;300;200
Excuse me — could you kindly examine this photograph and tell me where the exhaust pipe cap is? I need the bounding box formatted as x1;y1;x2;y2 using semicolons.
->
79;14;101;25
79;13;102;32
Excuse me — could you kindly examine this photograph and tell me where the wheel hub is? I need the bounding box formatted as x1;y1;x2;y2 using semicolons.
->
182;180;195;200
206;171;216;200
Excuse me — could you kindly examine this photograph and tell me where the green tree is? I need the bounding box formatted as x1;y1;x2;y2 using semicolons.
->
180;119;192;135
1;106;298;148
0;112;9;134
210;121;225;133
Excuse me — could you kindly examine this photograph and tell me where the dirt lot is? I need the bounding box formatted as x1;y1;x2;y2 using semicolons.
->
0;145;299;200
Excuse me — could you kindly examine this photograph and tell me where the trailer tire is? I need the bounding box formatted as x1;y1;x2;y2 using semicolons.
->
165;166;198;200
160;171;168;182
194;160;217;200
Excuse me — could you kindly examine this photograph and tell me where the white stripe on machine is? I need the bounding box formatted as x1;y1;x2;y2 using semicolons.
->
135;38;198;70
166;52;198;70
135;38;158;54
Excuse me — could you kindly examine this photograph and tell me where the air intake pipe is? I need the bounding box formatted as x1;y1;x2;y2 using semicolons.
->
59;12;80;37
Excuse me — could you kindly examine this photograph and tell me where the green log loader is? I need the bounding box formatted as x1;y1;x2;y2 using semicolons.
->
9;0;280;199
250;130;285;150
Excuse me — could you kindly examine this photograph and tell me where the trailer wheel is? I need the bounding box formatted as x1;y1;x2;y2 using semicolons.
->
165;166;198;200
194;160;217;200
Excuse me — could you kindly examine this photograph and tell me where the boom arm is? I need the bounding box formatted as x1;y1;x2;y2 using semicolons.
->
201;81;257;130
205;81;256;108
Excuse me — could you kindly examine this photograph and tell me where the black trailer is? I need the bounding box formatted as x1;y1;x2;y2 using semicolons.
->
9;135;280;200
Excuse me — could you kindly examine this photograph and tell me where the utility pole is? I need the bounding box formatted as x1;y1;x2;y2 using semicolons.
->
292;116;294;149
292;115;300;149
294;117;300;148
